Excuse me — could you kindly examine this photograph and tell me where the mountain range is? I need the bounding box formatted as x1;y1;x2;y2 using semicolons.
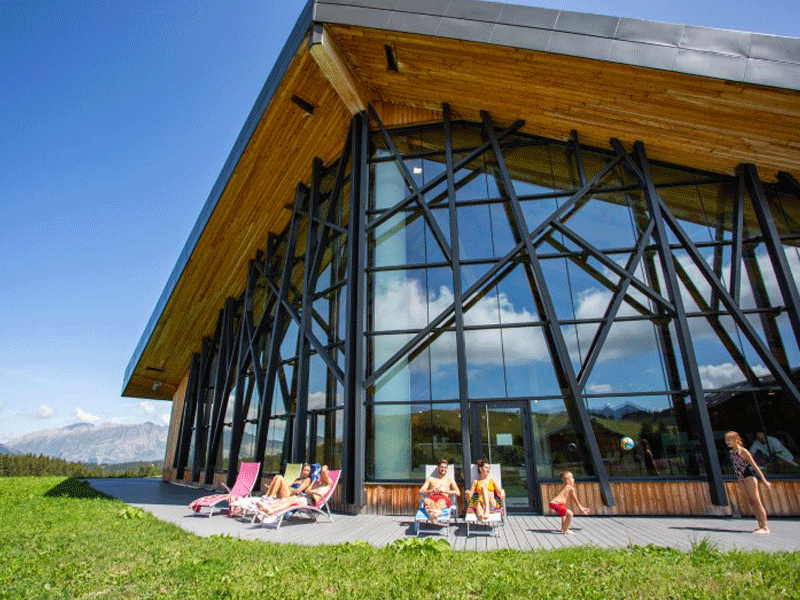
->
4;422;168;464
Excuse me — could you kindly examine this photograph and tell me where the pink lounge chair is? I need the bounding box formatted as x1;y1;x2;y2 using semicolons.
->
188;462;260;517
257;470;340;530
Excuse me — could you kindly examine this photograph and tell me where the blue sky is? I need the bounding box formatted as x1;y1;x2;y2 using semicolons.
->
1;0;798;444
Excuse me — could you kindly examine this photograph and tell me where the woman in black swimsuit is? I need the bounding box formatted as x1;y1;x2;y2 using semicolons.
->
726;431;771;534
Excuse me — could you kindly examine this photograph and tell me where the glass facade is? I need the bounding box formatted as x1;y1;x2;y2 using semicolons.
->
172;113;800;511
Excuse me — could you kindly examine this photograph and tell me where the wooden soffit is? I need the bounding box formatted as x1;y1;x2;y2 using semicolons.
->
124;9;800;400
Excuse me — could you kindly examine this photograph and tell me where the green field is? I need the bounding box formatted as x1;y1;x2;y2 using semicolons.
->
1;477;799;599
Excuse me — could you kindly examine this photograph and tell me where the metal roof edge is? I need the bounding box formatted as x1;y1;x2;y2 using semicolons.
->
122;0;315;396
314;0;800;91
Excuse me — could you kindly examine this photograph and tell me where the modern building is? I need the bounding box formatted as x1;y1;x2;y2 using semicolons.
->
123;0;800;515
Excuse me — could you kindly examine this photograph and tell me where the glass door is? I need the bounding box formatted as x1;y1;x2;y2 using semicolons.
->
470;401;541;513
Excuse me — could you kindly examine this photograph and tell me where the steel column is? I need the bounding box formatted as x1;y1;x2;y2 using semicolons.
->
482;111;614;506
634;141;727;505
443;104;473;485
253;185;307;474
175;352;200;478
343;114;367;506
292;158;324;462
740;163;800;351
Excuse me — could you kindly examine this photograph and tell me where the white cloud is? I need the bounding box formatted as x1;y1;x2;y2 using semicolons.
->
36;405;54;419
373;275;548;368
308;391;326;410
698;362;770;389
139;401;155;414
586;383;612;394
369;246;798;380
75;407;100;422
159;413;170;426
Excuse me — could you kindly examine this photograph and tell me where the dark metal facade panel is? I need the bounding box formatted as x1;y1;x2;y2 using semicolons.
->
749;33;800;64
673;48;748;80
387;11;444;37
313;3;392;29
615;17;684;47
444;0;504;23
679;25;752;57
554;9;620;39
435;16;496;43
390;0;451;15
489;23;551;52
548;30;613;62
495;3;558;30
608;39;678;71
319;0;399;8
745;58;800;89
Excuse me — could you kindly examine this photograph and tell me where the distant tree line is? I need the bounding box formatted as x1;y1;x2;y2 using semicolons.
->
0;454;162;478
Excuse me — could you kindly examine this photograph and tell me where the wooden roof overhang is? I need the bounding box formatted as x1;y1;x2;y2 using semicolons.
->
123;0;800;400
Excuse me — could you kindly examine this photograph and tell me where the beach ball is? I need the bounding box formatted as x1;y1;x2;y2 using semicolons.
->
620;437;634;451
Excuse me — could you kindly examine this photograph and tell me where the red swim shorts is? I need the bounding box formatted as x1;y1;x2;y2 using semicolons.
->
428;491;451;508
549;501;568;517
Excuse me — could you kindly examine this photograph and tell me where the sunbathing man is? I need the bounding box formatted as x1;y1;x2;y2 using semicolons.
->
419;458;460;522
260;465;332;518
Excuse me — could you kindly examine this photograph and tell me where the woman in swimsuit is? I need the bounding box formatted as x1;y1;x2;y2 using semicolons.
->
255;463;312;512
261;465;332;516
726;431;772;534
465;459;505;524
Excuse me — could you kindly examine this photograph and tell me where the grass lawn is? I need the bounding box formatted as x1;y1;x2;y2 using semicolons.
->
1;477;799;599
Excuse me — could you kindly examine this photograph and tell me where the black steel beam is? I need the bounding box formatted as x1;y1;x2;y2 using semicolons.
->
482;110;614;506
364;150;626;389
344;114;368;506
742;243;790;372
634;141;727;505
577;220;655;388
205;299;237;484
253;184;306;475
443;103;473;484
730;176;745;303
740;163;800;352
175;352;200;478
292;158;324;463
367;104;453;264
192;336;213;483
366;119;526;233
551;220;674;313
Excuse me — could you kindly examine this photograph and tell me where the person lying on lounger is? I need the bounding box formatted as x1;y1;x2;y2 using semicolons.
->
253;463;312;512
259;465;332;516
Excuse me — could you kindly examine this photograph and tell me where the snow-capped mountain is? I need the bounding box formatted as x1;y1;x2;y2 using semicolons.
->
5;422;168;464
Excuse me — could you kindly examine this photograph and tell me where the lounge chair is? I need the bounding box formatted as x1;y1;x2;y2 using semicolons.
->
257;469;340;530
464;463;506;537
229;463;302;519
413;464;458;537
188;461;260;517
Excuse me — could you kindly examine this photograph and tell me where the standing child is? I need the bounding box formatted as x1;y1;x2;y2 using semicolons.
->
726;431;772;533
548;471;589;535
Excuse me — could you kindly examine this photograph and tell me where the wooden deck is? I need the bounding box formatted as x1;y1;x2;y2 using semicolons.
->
88;478;800;553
